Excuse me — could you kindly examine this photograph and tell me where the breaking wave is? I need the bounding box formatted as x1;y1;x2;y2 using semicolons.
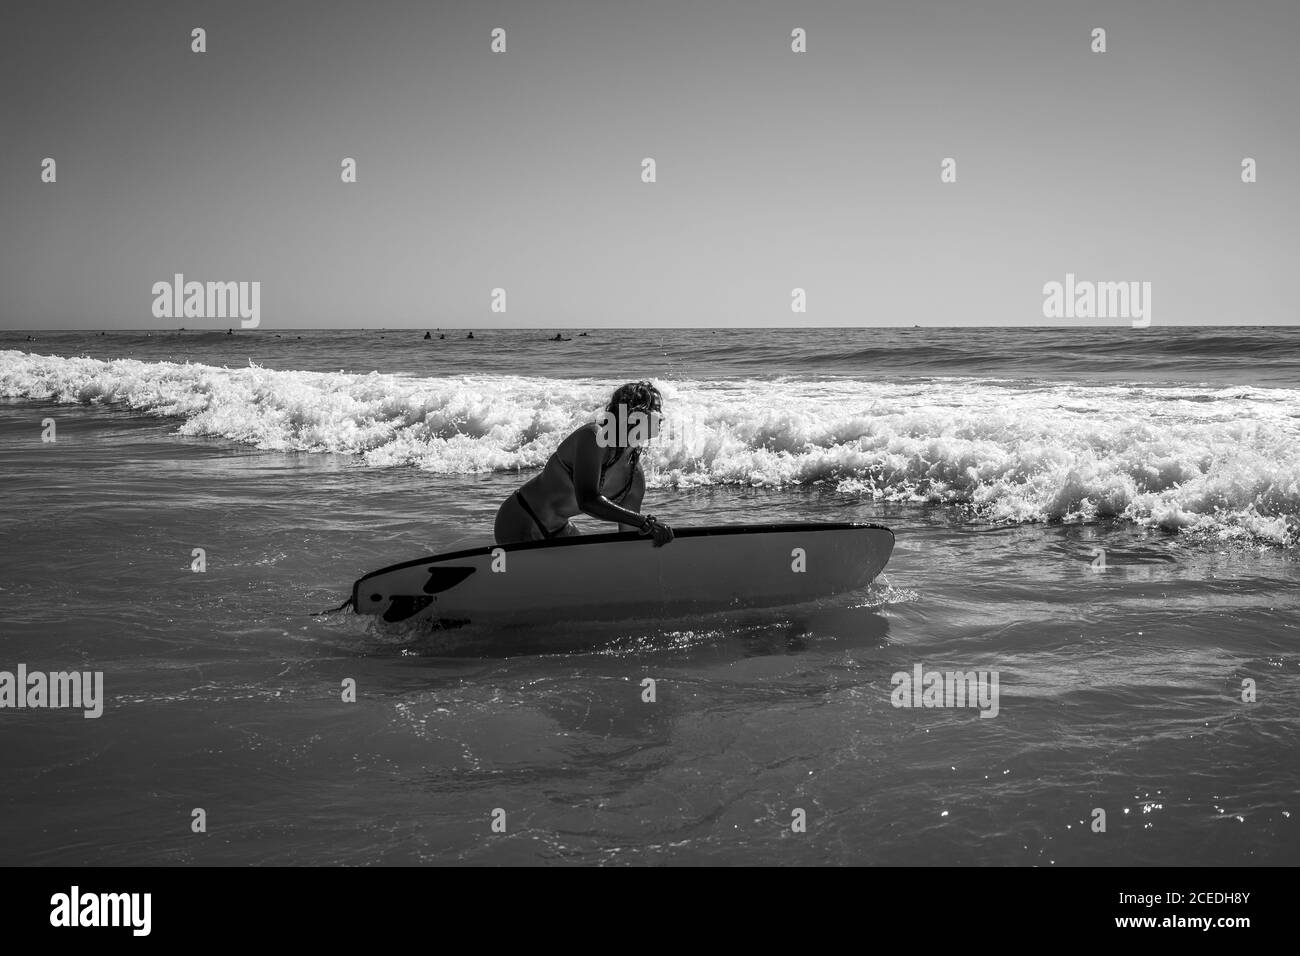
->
4;350;1298;545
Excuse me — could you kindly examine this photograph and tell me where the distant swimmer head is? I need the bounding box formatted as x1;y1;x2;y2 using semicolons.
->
604;380;663;444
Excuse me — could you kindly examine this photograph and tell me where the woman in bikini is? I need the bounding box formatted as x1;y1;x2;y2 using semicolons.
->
494;381;675;547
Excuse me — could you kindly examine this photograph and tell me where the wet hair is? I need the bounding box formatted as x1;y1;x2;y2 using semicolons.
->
607;381;662;415
602;381;661;462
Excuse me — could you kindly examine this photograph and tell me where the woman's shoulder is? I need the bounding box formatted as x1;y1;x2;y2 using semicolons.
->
564;421;601;447
554;422;602;465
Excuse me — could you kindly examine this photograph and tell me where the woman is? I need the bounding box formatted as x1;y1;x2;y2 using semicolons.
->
494;381;675;547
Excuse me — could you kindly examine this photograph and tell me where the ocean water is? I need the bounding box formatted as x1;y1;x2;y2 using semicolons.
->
1;326;1297;865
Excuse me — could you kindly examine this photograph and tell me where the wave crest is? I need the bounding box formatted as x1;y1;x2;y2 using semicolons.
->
4;351;1297;545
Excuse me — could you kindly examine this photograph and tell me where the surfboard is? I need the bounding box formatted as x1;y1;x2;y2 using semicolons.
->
352;522;894;625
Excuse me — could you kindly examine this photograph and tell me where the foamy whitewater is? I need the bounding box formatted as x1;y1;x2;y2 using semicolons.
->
2;327;1298;866
3;334;1297;545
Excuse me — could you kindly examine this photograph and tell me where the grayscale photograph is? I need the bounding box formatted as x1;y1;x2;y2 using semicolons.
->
0;0;1293;929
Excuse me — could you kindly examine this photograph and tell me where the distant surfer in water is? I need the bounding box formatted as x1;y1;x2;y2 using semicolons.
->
494;381;674;547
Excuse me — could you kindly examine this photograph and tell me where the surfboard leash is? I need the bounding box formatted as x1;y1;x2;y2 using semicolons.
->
310;595;355;616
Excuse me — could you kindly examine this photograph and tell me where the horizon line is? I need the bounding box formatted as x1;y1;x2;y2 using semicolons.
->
4;324;1297;333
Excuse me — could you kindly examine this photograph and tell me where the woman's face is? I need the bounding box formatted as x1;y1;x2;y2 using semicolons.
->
641;399;663;441
618;399;661;445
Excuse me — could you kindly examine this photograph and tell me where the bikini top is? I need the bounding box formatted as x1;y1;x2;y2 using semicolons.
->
557;444;642;504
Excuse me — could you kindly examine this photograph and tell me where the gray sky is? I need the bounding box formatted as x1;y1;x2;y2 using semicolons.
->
2;0;1296;329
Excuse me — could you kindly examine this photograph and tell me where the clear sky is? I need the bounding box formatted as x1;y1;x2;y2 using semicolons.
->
2;0;1296;329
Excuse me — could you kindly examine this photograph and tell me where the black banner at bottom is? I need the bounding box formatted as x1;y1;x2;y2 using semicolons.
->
2;866;1285;943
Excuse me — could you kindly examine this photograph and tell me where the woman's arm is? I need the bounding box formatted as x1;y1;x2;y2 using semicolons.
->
571;429;672;546
571;428;650;528
616;467;647;532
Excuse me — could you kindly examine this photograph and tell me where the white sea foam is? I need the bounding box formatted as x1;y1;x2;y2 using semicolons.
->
4;351;1298;544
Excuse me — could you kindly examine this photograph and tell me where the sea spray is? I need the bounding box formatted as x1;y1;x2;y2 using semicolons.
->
2;350;1298;545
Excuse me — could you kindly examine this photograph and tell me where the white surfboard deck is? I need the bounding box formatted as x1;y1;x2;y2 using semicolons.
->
352;522;894;625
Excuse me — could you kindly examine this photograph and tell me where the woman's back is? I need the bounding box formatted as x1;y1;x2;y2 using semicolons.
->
525;423;638;514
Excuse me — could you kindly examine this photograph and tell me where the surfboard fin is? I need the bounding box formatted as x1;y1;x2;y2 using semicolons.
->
422;566;476;593
382;595;434;622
